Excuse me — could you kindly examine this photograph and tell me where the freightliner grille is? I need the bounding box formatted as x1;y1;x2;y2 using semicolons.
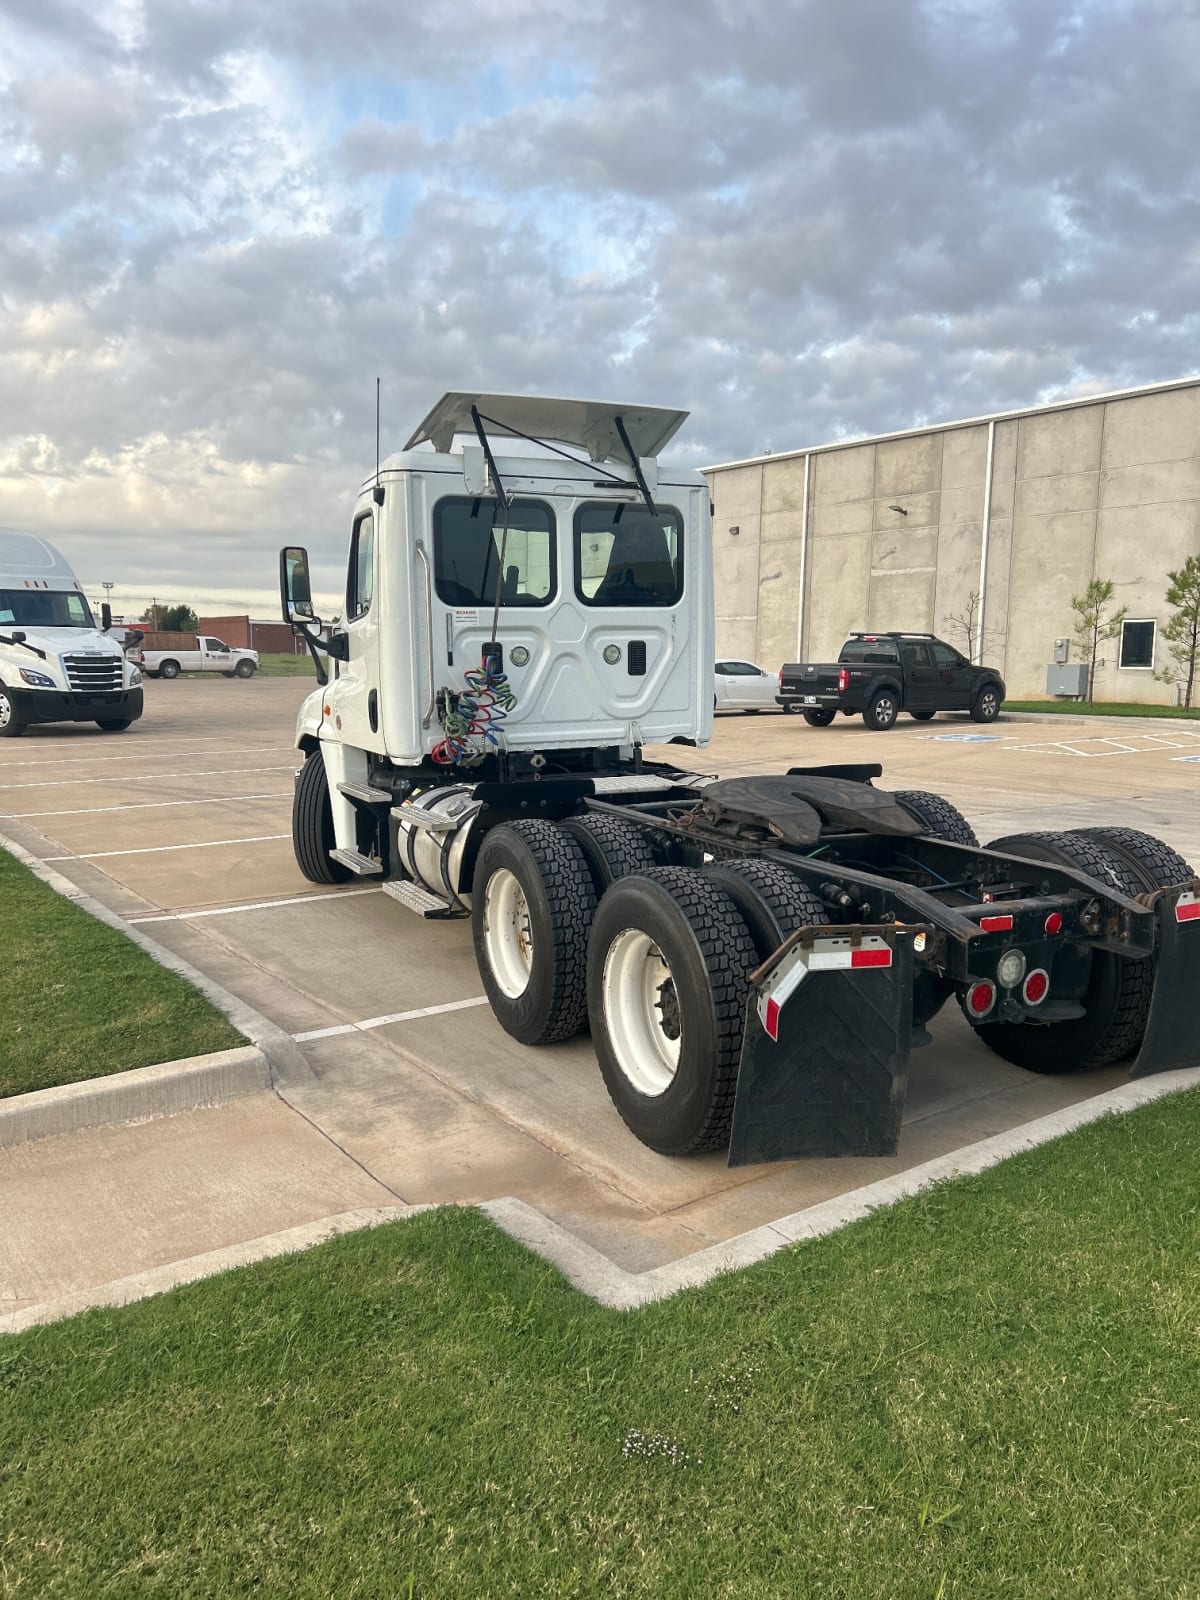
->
63;654;123;693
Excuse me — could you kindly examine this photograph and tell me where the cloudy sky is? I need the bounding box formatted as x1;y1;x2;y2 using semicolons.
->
2;0;1198;617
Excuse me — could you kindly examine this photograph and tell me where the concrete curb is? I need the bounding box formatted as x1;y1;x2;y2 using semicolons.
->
0;1206;415;1334
0;828;314;1088
4;1068;1196;1332
0;1046;271;1149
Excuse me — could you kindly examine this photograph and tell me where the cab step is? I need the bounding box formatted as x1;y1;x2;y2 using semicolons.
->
329;848;384;876
382;879;461;918
391;801;454;832
338;782;392;805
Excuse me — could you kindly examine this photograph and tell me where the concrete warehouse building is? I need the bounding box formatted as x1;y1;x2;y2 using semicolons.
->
703;375;1200;704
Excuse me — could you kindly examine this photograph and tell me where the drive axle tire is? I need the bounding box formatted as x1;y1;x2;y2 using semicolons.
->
159;660;181;680
1066;827;1193;889
472;820;597;1046
863;690;899;731
587;867;758;1155
292;753;353;885
972;830;1153;1073
803;708;836;727
95;719;133;732
970;684;1002;722
892;790;979;846
0;686;28;738
235;660;256;678
560;811;659;891
703;858;830;961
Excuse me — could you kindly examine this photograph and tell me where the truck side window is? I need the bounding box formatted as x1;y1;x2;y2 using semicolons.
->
932;643;964;669
433;497;555;607
575;504;683;607
904;643;933;669
347;512;374;620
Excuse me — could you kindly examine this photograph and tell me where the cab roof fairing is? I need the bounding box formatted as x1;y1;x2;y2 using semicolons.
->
402;392;690;463
357;446;709;500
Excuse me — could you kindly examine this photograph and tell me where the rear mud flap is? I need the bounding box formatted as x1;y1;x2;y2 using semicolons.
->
1130;886;1200;1079
728;929;919;1166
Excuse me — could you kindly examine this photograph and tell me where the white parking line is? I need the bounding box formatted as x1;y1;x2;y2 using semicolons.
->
44;835;290;861
0;745;297;770
10;793;291;818
0;764;295;790
127;887;382;923
294;996;490;1042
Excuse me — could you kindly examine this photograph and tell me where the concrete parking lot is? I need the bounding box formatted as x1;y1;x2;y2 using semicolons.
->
3;679;1199;1287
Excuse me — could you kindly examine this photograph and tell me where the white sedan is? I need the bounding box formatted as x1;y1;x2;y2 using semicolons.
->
714;659;780;713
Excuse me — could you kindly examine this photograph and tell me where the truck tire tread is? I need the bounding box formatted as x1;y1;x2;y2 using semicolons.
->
471;820;597;1045
559;812;659;889
977;830;1153;1071
292;753;353;884
587;866;757;1154
892;790;979;846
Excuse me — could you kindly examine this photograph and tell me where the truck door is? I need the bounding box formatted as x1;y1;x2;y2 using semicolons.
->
901;641;937;711
931;640;972;709
325;508;383;753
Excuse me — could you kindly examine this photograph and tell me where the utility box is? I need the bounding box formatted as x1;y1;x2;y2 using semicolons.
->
1053;637;1070;663
1046;662;1088;697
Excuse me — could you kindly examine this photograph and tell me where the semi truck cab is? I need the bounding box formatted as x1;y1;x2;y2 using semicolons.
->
0;529;144;738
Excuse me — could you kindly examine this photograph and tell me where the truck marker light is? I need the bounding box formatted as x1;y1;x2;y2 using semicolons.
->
1023;969;1050;1005
1044;912;1063;935
1175;892;1200;924
966;980;996;1017
980;914;1013;933
996;948;1026;989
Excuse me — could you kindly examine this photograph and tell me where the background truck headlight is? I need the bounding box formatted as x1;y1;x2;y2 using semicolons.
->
19;667;56;688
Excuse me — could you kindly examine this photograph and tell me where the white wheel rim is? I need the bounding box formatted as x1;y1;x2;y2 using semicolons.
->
483;868;534;999
877;698;894;721
602;928;682;1097
0;693;10;729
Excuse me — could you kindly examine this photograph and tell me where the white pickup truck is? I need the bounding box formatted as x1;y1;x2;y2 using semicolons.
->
138;635;259;679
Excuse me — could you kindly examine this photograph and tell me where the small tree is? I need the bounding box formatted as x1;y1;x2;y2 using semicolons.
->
1155;554;1200;709
942;590;1006;662
1070;578;1127;704
159;603;200;633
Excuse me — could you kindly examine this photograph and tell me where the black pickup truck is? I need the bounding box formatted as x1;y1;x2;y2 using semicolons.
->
777;632;1006;730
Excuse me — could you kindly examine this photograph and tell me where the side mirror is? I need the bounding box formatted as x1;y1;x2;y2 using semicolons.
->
101;602;112;631
279;546;317;624
126;628;144;648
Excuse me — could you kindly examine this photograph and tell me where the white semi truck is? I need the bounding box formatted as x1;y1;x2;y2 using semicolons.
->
0;529;144;738
279;393;1198;1163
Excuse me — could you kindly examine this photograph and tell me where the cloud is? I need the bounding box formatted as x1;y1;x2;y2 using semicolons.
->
0;0;1198;609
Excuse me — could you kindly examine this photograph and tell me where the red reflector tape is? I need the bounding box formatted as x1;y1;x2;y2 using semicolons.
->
979;914;1014;933
764;996;781;1041
1176;898;1200;924
850;947;893;968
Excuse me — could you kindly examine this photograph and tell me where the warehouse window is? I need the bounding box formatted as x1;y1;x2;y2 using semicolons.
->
1119;620;1156;669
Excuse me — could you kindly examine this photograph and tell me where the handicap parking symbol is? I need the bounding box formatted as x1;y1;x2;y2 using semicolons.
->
932;733;998;742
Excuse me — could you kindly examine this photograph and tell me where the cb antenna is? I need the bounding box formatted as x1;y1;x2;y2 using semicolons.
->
372;376;384;505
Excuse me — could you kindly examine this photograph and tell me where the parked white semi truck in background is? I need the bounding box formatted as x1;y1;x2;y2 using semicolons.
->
280;393;1198;1165
0;529;144;738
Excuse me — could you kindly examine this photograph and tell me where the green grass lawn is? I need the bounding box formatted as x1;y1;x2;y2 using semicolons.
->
256;651;318;676
0;851;243;1097
1006;698;1200;719
3;1088;1199;1597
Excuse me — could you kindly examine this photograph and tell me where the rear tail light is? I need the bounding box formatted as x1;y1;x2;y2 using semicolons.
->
1023;969;1050;1006
837;667;849;692
965;980;996;1018
1044;912;1063;935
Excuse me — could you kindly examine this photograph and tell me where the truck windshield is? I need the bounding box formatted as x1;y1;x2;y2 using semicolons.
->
0;589;95;629
433;497;555;607
574;503;683;607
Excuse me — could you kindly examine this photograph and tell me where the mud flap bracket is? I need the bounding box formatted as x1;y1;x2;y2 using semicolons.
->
728;926;921;1166
1130;884;1200;1079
